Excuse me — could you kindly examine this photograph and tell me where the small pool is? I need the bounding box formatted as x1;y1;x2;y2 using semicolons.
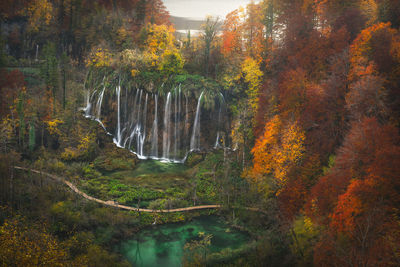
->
120;216;250;267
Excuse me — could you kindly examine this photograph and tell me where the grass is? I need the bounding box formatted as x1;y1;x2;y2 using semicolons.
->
80;159;193;208
104;160;190;191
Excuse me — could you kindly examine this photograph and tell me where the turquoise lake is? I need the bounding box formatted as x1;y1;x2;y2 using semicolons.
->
120;216;250;267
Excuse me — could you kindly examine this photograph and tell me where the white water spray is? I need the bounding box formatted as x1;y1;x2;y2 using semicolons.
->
190;91;204;151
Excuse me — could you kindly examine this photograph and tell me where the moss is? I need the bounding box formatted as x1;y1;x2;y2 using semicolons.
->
185;152;205;167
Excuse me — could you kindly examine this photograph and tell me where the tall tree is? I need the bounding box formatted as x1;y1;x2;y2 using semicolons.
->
200;16;219;76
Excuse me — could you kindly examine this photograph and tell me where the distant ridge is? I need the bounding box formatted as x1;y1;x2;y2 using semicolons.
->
170;16;205;31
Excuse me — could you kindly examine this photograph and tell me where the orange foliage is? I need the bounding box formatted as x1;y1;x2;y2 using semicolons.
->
221;9;242;58
243;1;265;62
349;22;399;80
349;22;400;122
145;0;170;25
307;117;400;266
248;115;305;197
250;115;281;180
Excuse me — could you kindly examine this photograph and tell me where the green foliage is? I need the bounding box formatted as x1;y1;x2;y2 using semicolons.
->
50;201;82;235
61;132;98;162
82;165;101;179
148;198;167;210
159;49;184;76
28;121;35;152
185;152;205;167
82;177;164;205
290;216;320;266
93;155;136;172
322;154;336;175
16;91;25;148
183;232;213;266
41;42;59;90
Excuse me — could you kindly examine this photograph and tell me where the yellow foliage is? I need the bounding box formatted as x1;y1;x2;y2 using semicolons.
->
86;47;112;68
46;119;63;136
0;217;69;266
248;116;305;191
239;57;263;114
27;0;53;32
131;69;138;77
77;132;96;152
0;117;14;146
274;121;306;185
144;24;176;55
61;147;79;161
116;27;128;46
142;23;183;73
119;49;145;75
61;132;96;161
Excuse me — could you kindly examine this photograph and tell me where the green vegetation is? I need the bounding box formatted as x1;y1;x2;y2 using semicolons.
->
1;0;400;266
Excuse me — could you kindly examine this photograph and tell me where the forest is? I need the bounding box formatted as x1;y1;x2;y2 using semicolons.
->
0;0;400;266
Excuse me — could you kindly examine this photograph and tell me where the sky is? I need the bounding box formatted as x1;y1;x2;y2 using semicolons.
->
162;0;259;19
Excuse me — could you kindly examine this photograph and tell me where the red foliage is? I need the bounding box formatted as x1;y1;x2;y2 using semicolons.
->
307;117;400;266
349;22;400;123
306;118;399;220
0;69;26;116
278;178;307;221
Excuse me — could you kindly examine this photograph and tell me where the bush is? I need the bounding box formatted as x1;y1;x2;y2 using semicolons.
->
185;152;205;167
82;165;101;179
148;199;167;210
61;147;80;161
93;156;136;171
48;159;66;173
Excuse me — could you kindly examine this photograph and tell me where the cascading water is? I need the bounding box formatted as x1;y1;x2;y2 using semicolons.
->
114;85;122;147
162;92;172;160
214;93;225;148
84;80;226;163
190;91;204;151
174;87;178;160
140;93;148;157
151;94;158;158
84;89;93;118
35;44;39;61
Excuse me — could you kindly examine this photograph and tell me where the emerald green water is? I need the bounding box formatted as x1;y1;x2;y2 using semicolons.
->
120;216;250;267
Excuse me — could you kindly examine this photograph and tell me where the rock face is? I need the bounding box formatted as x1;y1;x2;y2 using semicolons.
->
83;83;228;162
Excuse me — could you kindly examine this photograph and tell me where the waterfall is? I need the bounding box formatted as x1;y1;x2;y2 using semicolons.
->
135;90;143;155
185;93;189;145
177;86;181;159
214;93;225;148
96;85;106;120
114;85;122;147
162;92;172;159
84;89;91;117
190;91;204;151
150;94;158;158
83;78;227;163
174;87;178;159
35;44;39;61
141;93;148;157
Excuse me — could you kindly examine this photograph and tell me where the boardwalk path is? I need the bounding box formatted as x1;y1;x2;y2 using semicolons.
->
14;166;222;213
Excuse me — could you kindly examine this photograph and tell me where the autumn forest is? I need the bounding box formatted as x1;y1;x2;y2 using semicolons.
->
1;0;400;266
